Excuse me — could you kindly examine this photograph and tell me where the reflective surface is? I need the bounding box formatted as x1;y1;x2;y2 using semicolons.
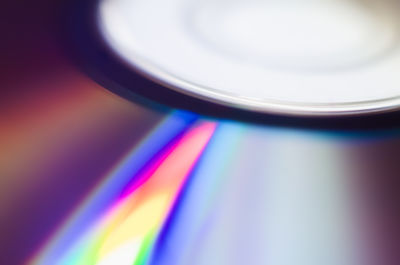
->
1;1;400;265
100;0;400;116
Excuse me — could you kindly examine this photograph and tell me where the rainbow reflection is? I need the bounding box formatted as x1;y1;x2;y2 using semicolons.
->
30;114;216;265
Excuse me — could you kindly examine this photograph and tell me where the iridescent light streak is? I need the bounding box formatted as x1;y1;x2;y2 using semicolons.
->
29;113;216;265
149;122;246;265
28;112;195;264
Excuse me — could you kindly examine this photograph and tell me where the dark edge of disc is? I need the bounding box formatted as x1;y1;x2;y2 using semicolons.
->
56;0;400;132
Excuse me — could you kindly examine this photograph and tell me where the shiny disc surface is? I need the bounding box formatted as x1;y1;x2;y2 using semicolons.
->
99;0;400;116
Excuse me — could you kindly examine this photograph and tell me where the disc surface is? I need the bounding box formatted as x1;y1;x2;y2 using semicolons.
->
98;0;400;116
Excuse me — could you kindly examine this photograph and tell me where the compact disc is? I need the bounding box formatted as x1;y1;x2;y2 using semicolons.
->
3;0;400;264
98;0;400;116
